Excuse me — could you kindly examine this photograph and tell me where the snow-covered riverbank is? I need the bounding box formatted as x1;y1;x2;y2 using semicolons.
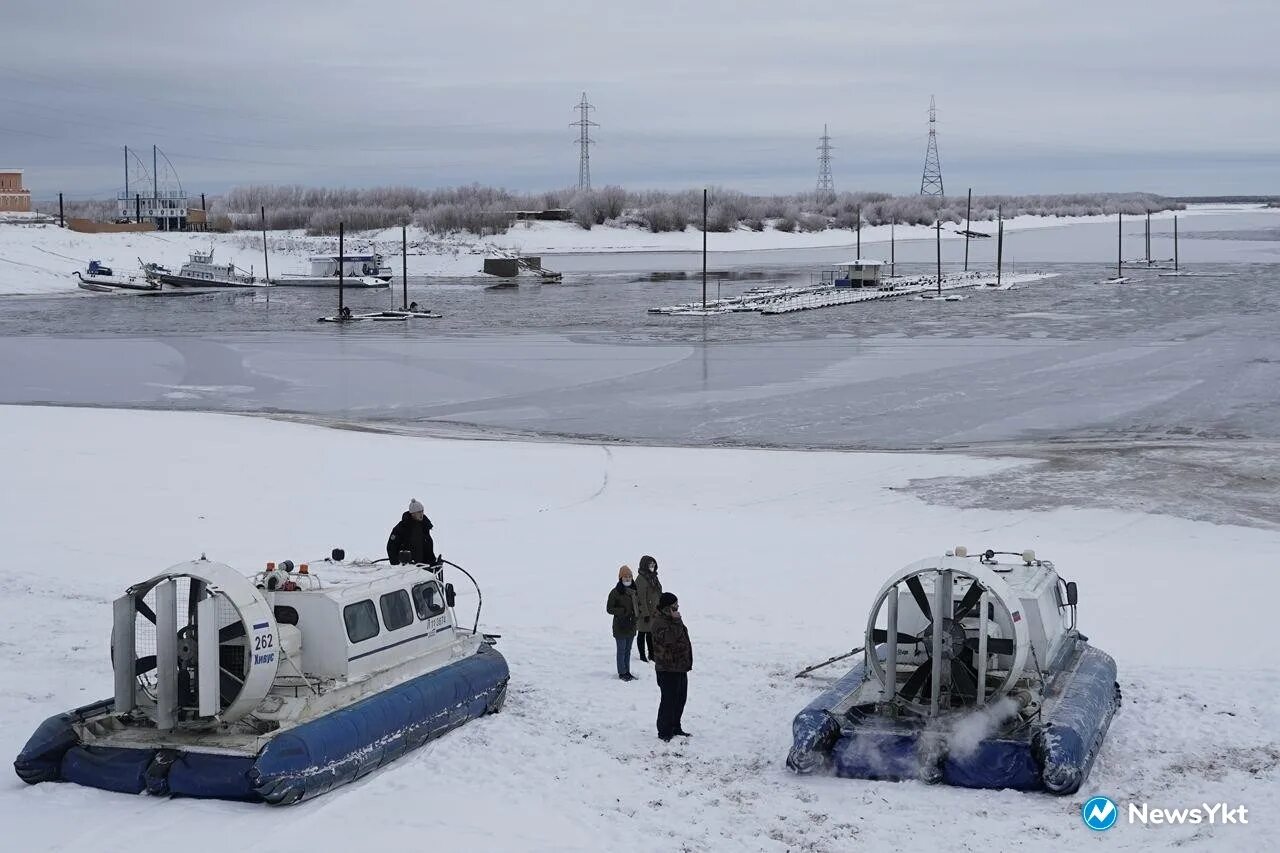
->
1;203;1268;297
489;204;1259;256
0;405;1276;851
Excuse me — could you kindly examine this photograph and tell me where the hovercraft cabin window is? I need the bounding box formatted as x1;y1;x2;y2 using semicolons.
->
343;600;380;643
412;581;446;620
380;589;415;631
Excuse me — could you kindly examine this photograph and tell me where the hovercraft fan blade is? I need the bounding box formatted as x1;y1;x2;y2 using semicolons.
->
218;666;243;708
135;598;157;625
966;636;1015;656
871;628;917;645
953;583;984;621
906;575;932;621
134;655;157;676
219;622;246;643
901;661;931;701
950;658;978;699
986;638;1015;656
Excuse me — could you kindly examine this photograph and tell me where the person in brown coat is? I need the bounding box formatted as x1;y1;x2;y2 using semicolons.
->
650;592;693;741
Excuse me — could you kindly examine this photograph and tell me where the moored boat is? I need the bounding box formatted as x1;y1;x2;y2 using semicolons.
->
75;260;160;292
275;254;392;288
150;250;265;288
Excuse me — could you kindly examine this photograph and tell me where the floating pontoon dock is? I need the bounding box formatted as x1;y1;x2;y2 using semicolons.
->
650;271;1055;317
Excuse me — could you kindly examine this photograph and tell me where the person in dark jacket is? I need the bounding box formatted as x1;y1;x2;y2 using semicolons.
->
650;591;693;741
634;555;662;663
386;498;438;566
606;565;639;681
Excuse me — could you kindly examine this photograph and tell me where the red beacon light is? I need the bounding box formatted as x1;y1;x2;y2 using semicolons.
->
298;564;310;574
266;562;276;571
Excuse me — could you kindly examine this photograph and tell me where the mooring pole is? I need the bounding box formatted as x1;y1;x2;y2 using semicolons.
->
1117;212;1123;279
1174;215;1179;271
1145;210;1151;264
260;206;270;283
338;221;345;315
135;193;141;223
402;225;409;310
701;185;711;308
963;187;972;272
996;205;1004;288
152;145;158;229
856;206;861;258
124;146;129;202
201;193;206;211
935;219;942;296
890;220;896;278
58;192;64;228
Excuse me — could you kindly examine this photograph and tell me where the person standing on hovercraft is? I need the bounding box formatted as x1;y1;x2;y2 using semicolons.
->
387;498;439;566
651;592;692;741
634;555;662;663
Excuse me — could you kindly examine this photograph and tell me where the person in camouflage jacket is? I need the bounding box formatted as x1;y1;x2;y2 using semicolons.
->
650;592;692;740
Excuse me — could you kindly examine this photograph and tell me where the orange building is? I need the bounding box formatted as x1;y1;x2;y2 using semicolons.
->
0;169;33;212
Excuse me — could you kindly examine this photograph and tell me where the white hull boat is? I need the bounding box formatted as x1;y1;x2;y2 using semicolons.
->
75;261;159;292
152;250;266;288
276;254;392;288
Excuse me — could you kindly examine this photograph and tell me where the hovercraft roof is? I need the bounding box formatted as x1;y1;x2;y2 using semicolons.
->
264;560;436;601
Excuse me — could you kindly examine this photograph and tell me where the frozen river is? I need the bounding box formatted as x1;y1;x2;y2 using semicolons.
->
2;210;1278;527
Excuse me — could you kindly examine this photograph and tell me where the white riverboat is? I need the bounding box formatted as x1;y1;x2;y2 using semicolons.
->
275;254;392;288
150;250;264;288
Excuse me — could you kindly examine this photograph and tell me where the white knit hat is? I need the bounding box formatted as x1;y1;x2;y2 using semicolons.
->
408;498;424;513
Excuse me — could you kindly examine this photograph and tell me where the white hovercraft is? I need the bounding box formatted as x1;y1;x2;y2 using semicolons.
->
788;548;1120;794
15;552;508;804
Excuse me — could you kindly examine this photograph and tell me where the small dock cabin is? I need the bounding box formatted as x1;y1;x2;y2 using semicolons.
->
823;259;884;289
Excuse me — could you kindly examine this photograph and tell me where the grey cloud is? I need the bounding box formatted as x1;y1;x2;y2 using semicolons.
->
2;0;1276;198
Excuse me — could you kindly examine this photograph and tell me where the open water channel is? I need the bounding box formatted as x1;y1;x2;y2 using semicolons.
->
2;209;1278;528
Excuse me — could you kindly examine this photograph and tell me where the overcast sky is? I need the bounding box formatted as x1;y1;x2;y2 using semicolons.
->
2;0;1276;199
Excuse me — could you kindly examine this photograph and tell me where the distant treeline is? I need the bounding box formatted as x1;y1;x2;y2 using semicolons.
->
1176;195;1279;203
208;185;1184;236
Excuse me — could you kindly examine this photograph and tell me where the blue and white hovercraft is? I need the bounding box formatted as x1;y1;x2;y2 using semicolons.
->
788;548;1120;794
15;553;508;804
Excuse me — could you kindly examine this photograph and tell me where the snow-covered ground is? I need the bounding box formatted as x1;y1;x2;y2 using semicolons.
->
1;405;1276;852
1;203;1266;297
489;204;1263;256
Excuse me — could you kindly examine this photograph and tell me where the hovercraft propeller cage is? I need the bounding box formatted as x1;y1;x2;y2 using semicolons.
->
788;548;1121;794
112;562;278;729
